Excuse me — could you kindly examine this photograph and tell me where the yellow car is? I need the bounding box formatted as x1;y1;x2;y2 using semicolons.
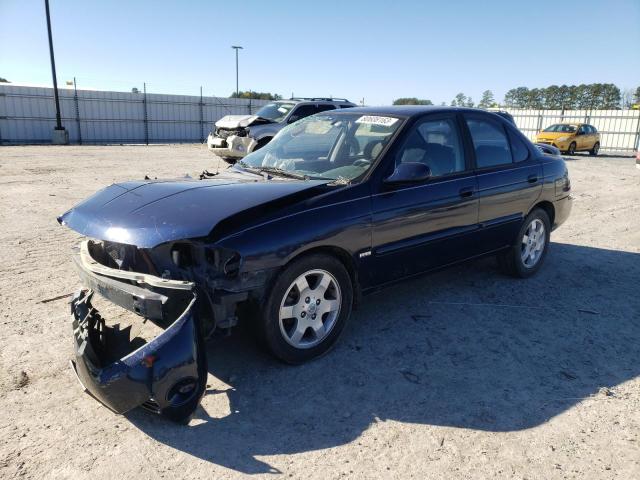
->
536;123;600;156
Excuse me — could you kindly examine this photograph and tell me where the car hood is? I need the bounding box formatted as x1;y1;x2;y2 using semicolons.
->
215;115;261;129
58;173;327;248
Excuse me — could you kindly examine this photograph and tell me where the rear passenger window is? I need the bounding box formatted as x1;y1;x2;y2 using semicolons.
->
290;105;320;120
465;118;512;168
507;129;529;162
316;104;336;113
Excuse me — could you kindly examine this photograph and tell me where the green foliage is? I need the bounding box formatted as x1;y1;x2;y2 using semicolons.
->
634;86;640;104
0;77;9;83
478;90;496;109
503;83;623;109
392;97;433;105
451;93;474;107
230;90;282;100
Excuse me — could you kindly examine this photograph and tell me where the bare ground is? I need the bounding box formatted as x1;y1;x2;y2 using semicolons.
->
0;145;638;480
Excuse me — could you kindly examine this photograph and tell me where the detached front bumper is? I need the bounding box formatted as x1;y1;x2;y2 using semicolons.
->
207;133;257;158
69;241;207;417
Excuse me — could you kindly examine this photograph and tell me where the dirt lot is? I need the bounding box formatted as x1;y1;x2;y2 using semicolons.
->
0;145;638;479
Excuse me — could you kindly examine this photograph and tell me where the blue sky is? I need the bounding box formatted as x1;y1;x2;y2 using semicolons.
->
1;0;639;105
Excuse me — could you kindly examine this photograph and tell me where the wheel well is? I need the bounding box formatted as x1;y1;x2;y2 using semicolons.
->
532;201;555;226
285;246;361;306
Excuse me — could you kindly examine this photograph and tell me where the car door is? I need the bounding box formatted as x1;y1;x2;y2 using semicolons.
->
586;125;598;149
369;113;480;286
576;125;589;150
463;113;543;252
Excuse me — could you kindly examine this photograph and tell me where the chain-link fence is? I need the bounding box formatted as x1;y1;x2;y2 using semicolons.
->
0;84;269;145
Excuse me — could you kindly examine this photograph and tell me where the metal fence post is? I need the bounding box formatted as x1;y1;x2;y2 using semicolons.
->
248;97;252;114
536;111;543;133
73;77;82;145
143;82;149;145
199;86;204;143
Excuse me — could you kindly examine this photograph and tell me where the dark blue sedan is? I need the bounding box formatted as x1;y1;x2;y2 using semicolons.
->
59;106;572;421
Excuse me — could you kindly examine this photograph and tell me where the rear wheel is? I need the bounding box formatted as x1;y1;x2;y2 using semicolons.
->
566;142;576;155
262;254;353;364
590;142;600;156
498;208;551;278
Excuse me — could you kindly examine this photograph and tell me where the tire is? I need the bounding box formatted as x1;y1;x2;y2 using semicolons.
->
566;142;576;155
590;142;600;156
498;208;551;278
262;254;353;364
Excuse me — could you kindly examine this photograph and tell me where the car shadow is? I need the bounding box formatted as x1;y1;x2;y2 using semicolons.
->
126;242;640;474
563;152;631;160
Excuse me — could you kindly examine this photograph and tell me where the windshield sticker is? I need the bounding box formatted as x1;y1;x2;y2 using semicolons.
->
277;107;289;113
355;115;398;127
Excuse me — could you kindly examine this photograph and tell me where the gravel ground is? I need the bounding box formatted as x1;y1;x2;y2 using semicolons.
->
0;145;638;480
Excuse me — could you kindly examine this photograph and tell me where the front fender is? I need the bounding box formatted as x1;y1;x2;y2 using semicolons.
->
215;186;373;274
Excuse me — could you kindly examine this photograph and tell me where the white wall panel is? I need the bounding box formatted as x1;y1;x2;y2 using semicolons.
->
0;85;268;144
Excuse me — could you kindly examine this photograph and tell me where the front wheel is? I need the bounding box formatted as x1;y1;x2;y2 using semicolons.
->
498;209;551;278
566;142;576;155
590;142;600;156
262;254;353;364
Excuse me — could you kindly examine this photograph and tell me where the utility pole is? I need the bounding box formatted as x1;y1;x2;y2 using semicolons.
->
231;46;243;96
44;0;68;144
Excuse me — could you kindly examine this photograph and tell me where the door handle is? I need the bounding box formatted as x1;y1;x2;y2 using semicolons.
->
459;187;474;198
527;174;538;184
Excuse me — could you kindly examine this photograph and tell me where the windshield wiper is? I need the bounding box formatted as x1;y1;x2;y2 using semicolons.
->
255;166;309;180
235;162;308;180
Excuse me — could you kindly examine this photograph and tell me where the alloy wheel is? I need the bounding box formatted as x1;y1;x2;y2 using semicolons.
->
521;219;546;268
278;269;341;349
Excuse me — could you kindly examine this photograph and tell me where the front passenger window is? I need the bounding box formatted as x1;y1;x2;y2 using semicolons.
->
395;118;465;177
465;118;512;168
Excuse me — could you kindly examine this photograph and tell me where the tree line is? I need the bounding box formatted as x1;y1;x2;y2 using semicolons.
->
230;90;282;100
503;83;625;109
393;85;640;109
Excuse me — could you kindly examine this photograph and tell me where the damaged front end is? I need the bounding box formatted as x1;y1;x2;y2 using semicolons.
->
69;240;207;421
206;114;274;159
207;126;257;159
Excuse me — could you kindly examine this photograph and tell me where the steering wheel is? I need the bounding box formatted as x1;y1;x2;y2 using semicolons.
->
352;159;371;167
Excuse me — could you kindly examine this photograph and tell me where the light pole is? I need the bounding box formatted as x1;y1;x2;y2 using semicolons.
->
231;45;243;96
44;0;68;144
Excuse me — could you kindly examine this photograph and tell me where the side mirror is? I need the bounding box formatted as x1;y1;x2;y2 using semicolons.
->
384;162;431;184
287;114;300;124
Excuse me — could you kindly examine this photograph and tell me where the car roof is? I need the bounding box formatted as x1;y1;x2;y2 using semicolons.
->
329;105;498;118
283;98;355;105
